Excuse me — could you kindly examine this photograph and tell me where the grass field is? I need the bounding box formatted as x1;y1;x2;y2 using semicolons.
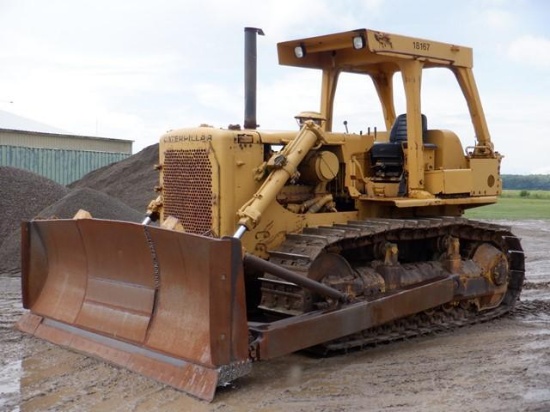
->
465;190;550;220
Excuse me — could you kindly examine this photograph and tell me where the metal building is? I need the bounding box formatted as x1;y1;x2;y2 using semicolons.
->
0;127;133;185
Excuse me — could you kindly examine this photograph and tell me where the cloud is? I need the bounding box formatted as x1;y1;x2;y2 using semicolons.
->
0;0;548;174
483;8;515;30
257;70;321;130
483;90;550;174
507;35;550;69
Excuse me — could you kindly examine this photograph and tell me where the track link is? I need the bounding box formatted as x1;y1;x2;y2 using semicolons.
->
261;217;525;352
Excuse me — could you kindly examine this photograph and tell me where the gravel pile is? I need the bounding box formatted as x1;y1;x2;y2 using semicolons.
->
0;187;144;274
69;143;159;212
36;187;144;221
0;167;69;242
0;143;159;275
1;167;69;273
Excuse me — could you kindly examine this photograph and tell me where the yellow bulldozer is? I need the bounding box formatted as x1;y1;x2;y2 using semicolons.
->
17;27;525;401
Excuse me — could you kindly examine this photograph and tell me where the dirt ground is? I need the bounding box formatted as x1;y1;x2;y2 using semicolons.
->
1;220;549;412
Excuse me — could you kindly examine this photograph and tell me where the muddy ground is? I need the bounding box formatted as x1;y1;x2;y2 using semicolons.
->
1;220;549;412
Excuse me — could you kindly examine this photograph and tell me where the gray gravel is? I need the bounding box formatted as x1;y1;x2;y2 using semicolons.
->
1;166;68;242
69;143;159;212
0;144;159;274
36;187;144;222
1;167;69;274
0;188;144;274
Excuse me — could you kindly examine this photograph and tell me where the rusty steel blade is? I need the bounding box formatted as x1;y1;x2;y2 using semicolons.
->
17;219;250;402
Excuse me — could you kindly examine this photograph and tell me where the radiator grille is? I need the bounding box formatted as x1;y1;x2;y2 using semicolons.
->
162;149;213;235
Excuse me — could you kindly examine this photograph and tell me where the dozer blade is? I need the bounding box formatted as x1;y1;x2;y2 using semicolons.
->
16;219;250;402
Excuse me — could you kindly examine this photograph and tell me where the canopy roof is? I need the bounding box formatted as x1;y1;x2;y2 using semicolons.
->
277;29;473;74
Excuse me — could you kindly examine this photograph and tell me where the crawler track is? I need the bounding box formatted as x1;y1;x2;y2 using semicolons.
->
262;217;525;352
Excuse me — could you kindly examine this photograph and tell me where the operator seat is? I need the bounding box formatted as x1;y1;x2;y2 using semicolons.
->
369;114;430;179
390;113;428;143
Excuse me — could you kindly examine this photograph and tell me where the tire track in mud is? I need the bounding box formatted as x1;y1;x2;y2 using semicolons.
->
2;219;550;411
0;277;25;412
513;299;550;317
524;281;550;290
2;289;550;412
251;321;543;412
514;280;550;319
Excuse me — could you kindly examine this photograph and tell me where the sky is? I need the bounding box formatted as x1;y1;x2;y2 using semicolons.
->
0;0;549;174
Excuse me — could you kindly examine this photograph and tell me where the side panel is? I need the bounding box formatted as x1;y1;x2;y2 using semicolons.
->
159;127;264;239
470;158;502;196
425;169;473;195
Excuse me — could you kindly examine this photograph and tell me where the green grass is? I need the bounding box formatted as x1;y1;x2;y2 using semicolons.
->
465;190;550;220
499;190;550;199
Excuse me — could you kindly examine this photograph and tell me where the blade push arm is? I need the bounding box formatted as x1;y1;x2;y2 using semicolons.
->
234;120;325;238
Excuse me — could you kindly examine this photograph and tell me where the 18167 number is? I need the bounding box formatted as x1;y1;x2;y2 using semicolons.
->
412;41;430;51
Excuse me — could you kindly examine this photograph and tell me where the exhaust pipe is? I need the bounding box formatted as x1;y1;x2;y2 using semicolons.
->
244;27;264;130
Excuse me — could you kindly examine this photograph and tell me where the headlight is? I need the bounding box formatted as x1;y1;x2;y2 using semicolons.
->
352;35;365;50
294;44;306;58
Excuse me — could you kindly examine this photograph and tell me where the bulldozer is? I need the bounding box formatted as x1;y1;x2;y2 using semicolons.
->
17;27;525;401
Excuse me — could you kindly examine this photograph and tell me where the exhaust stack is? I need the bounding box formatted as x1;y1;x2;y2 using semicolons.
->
244;27;264;130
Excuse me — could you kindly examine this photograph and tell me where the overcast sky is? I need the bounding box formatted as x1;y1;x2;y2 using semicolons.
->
1;0;549;173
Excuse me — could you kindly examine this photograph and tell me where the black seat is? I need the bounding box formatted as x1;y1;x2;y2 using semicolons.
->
369;143;404;178
370;114;431;180
389;113;428;143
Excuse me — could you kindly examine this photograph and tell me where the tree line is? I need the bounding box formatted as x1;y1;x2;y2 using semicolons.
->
502;175;550;190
